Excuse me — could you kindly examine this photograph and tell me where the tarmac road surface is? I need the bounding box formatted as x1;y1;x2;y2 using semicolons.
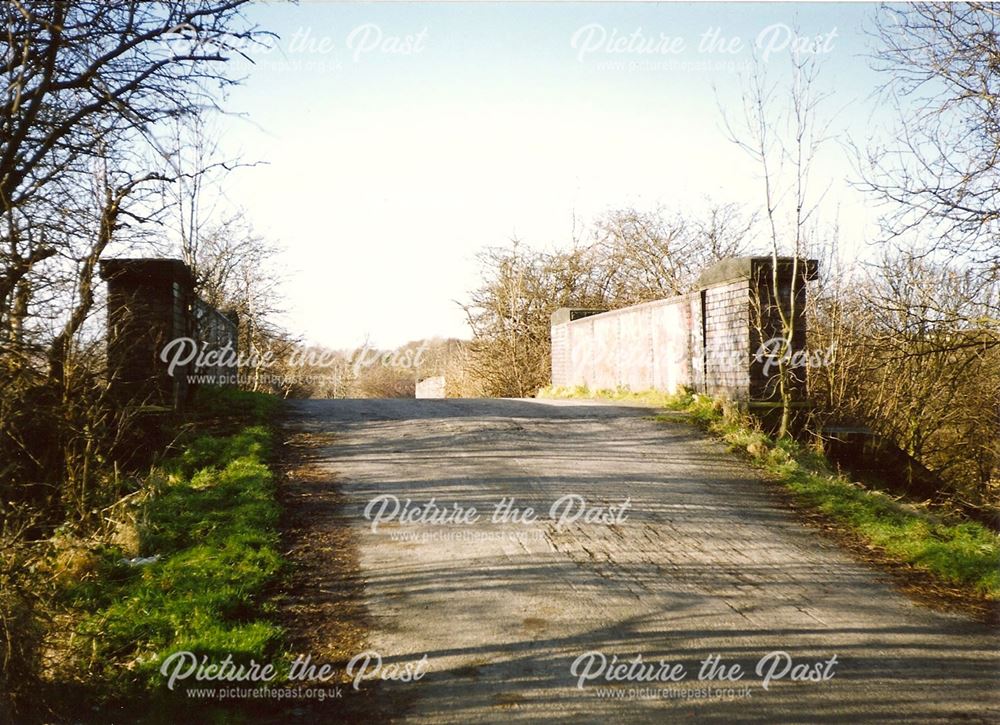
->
284;397;999;723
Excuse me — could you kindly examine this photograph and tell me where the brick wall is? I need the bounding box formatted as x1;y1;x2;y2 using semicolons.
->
550;257;817;402
703;279;751;399
551;296;694;393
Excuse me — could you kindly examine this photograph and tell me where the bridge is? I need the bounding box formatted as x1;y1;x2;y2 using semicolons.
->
281;397;998;721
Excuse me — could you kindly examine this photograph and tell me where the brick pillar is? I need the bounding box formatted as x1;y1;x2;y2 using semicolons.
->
747;258;816;403
695;257;818;403
99;259;195;408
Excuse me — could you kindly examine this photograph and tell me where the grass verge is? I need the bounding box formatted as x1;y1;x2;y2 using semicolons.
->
61;388;285;705
539;385;1000;602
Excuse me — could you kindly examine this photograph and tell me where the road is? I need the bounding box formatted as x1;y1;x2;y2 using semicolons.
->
283;398;999;723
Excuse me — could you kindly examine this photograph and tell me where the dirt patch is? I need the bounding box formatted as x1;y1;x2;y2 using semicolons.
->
277;429;369;663
270;426;382;721
273;419;423;723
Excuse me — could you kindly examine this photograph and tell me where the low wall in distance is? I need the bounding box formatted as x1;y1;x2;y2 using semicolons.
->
416;376;446;399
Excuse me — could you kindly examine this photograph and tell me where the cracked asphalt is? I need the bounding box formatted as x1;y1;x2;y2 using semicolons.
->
284;397;999;723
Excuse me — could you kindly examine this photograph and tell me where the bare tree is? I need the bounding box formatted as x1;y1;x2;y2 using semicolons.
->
1;0;266;526
809;256;999;512
866;2;1000;272
0;2;263;339
721;51;831;437
47;158;171;388
463;242;557;397
462;205;757;397
591;204;756;303
826;2;1000;511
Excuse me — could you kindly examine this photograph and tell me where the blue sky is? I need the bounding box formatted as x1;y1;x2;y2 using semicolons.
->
211;2;888;349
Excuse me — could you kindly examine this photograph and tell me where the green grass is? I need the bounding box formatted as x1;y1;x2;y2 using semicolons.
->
539;384;1000;600
189;385;283;428
65;389;285;696
538;384;695;409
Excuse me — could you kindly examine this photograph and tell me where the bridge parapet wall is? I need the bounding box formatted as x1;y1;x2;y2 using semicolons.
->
551;257;817;402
